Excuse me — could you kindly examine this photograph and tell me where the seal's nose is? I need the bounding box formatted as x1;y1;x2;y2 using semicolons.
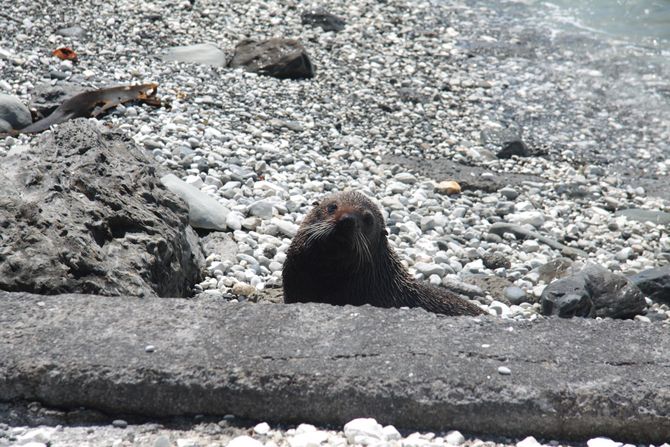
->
337;212;360;230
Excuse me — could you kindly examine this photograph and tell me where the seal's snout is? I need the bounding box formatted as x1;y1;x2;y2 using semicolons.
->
336;212;360;230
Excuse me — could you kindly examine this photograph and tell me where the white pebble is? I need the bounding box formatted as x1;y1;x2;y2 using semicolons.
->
498;366;512;375
587;438;623;447
227;435;264;447
343;418;384;444
253;422;271;435
382;425;401;441
445;430;465;445
516;436;542;447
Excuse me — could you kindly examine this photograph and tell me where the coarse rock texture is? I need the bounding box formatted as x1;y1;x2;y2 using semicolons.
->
541;263;646;319
0;120;204;297
228;38;315;80
629;265;670;305
1;291;669;444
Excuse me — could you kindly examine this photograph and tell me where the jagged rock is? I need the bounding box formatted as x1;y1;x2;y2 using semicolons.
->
0;94;31;132
0;120;204;297
228;38;315;79
301;8;345;32
629;266;670;305
541;263;646;319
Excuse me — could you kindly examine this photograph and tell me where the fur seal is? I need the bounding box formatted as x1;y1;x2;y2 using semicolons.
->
283;191;485;316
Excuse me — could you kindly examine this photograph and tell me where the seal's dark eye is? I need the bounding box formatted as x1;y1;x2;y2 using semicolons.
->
362;211;374;226
326;203;338;214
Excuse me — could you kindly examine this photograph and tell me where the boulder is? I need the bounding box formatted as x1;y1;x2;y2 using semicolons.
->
301;8;345;32
629;266;670;305
228;38;315;79
0;93;31;132
0;120;204;297
541;263;646;319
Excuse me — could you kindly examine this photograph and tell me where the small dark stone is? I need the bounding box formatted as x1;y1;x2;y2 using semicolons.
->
496;139;530;159
482;252;511;270
629;266;670;305
541;263;646;319
112;419;128;428
228;38;315;80
301;8;345;32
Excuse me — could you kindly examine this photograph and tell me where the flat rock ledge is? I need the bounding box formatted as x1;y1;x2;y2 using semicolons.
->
0;292;668;443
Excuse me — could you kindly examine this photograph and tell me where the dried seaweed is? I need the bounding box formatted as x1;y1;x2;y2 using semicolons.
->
18;83;161;134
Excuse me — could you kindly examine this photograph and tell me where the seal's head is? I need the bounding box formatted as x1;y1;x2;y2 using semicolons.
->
296;191;386;268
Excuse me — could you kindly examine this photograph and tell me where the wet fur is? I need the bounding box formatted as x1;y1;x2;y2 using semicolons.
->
283;191;484;316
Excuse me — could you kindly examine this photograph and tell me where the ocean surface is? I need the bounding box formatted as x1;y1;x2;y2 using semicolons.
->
541;0;670;49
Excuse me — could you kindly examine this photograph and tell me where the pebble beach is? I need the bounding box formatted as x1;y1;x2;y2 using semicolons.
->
1;0;669;445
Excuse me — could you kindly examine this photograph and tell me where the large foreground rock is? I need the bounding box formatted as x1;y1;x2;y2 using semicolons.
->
0;291;668;443
0;120;204;297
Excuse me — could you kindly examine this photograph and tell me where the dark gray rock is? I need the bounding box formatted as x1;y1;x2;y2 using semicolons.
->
0;94;31;132
496;139;530;159
629;266;670;305
228;38;315;80
541;263;646;319
0;120;204;297
0;291;669;443
489;223;588;259
301;8;345;32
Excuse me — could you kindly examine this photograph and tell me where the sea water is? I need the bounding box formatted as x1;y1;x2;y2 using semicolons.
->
543;0;670;49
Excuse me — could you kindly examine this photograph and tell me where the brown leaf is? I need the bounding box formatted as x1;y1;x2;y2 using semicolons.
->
52;47;78;61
